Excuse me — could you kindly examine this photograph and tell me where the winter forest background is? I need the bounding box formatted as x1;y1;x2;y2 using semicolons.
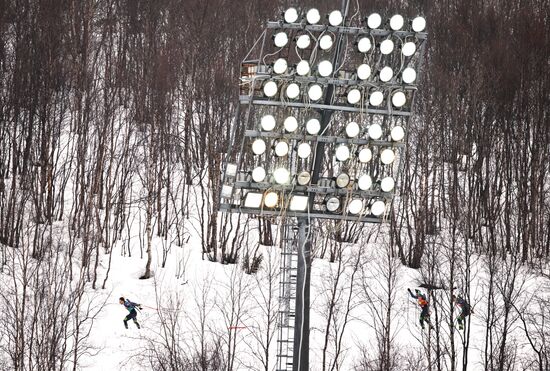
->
1;0;549;370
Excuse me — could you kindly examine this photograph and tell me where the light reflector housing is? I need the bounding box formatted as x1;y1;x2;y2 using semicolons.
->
318;60;333;77
263;81;278;97
296;60;310;76
335;145;350;161
326;197;340;212
357;64;371;80
286;83;300;99
273;168;290;184
402;68;417;84
261;115;276;131
319;34;333;50
297;34;311;49
284;8;299;23
381;177;395;192
244;192;263;208
371;200;386;216
358;175;372;190
346;122;360;138
297;171;311;185
392;91;407;107
391;126;405;141
380;67;393;82
284;116;298;132
308;84;323;101
358;148;372;163
368;124;383;140
390;14;404;30
380;148;396;164
367;13;382;29
252;139;266;155
369;91;384;106
402;42;416;57
306;8;321;24
348;199;363;215
274;32;289;47
274;141;289;157
297;143;312;158
412;16;426;32
252;167;266;182
380;39;394;55
329;10;343;26
306;118;320;134
347;89;361;104
336;173;350;188
273;58;288;74
290;195;309;211
357;37;372;53
264;191;279;208
226;163;237;177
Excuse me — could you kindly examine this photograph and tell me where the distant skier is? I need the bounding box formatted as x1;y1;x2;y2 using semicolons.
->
119;297;142;329
452;294;471;330
408;288;432;329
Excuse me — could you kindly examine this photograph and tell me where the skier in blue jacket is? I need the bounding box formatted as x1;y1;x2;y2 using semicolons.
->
119;297;142;329
452;294;472;330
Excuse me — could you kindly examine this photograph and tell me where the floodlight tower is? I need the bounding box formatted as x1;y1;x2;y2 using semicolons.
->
219;2;427;370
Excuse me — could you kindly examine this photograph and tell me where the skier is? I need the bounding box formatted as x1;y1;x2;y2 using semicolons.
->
408;288;432;329
452;294;471;330
119;297;142;329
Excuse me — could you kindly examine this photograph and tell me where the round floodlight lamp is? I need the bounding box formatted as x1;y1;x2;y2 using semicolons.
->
284;7;299;23
380;39;394;55
367;13;382;29
296;60;310;76
264;192;279;208
380;148;396;164
326;197;340;212
381;177;395;192
328;10;343;26
273;58;288;74
274;141;289;157
391;126;405;141
318;60;333;77
346;122;360;138
286;83;300;99
348;199;363;215
319;34;333;50
336;173;350;188
306;118;321;135
274;32;288;48
308;84;323;101
284;116;298;132
357;64;371;80
357;37;372;53
368;123;383;140
306;8;321;24
297;34;311;49
392;91;407;108
297;171;311;185
347;89;361;104
252;167;266;182
297;143;312;158
252;139;266;155
402;68;416;84
358;175;372;190
273;168;290;184
358;148;372;163
263;81;278;97
371;200;386;216
402;42;416;57
380;66;393;82
390;14;404;30
261;115;276;131
335;145;350;161
369;91;384;106
412;16;426;32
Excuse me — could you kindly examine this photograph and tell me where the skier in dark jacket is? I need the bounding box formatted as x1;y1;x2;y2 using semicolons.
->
452;294;471;330
119;297;142;329
408;288;432;329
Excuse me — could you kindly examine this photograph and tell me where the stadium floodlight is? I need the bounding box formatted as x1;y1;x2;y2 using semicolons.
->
261;115;276;131
252;139;267;155
284;116;298;132
357;174;372;190
348;199;363;214
367;13;382;29
328;10;343;26
263;81;278;97
275;141;290;157
335;145;350;161
297;34;311;49
284;7;299;23
274;32;289;47
306;118;320;134
392;91;407;108
380;39;394;55
347;88;361;104
390;14;404;30
226;163;237;177
402;42;416;57
412;16;426;32
290;195;309;211
380;67;393;82
286;83;301;99
357;64;371;80
297;171;311;185
318;60;333;77
326;197;340;212
391;126;405;141
346;121;360;138
357;37;372;53
371;200;386;216
306;8;321;24
402;68;417;84
380;148;396;164
336;173;350;188
297;142;312;158
221;185;233;198
273;58;288;74
264;191;279;208
368;123;382;140
244;192;263;208
358;148;372;163
273;167;290;184
380;177;395;192
369;91;384;106
308;84;323;101
319;34;333;50
252;166;267;182
296;60;310;76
